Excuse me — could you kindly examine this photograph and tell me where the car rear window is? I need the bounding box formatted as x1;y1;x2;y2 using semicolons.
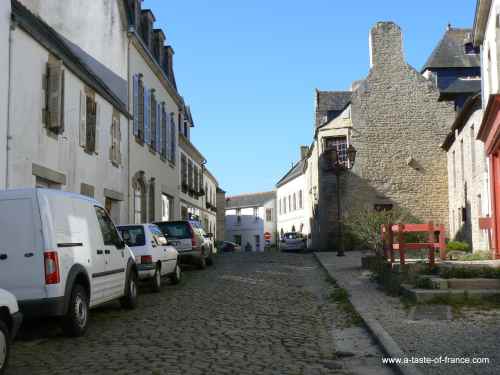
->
156;222;191;239
118;226;145;247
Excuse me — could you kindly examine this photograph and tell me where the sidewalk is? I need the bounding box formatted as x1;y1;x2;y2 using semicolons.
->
314;251;500;375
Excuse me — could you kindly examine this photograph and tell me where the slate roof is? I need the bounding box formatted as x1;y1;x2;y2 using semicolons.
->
439;78;481;94
276;159;306;188
315;91;352;128
12;0;129;116
62;37;128;105
422;27;480;71
225;191;276;209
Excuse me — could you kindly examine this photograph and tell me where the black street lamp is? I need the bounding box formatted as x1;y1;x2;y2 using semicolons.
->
322;144;357;256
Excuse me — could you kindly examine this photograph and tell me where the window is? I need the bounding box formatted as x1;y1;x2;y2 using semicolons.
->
299;190;303;209
266;208;272;222
161;194;173;221
45;58;65;133
184;123;188;138
324;136;348;164
181;154;188;192
283;197;286;214
110;110;121;166
234;235;242;246
452;150;456;188
137;75;145;140
105;197;120;224
293;193;297;211
79;92;98;154
460;139;464;183
464;42;480;55
236;208;241;224
471;125;476;175
188;160;194;194
95;206;121;246
149;225;168;245
170;113;176;164
118;226;146;247
35;176;61;190
194;166;199;196
279;199;281;215
134;186;143;224
150;90;157;151
288;195;291;212
149;178;155;222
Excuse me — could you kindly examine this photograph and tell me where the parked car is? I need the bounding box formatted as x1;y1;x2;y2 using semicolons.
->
218;241;241;253
154;220;213;269
117;224;181;292
280;232;307;252
0;188;138;337
0;289;22;375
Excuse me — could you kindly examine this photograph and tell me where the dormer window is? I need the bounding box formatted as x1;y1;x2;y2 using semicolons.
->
464;42;479;55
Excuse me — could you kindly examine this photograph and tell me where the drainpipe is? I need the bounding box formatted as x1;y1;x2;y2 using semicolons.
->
5;17;16;189
127;28;133;222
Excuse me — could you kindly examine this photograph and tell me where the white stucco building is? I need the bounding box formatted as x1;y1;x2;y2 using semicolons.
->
6;0;130;223
0;1;11;190
276;147;310;242
127;2;182;224
202;168;219;238
225;191;277;251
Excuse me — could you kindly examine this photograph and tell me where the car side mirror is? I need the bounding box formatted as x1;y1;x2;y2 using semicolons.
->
117;239;126;249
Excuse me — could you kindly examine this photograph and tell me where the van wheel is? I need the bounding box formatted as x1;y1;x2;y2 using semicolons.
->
169;261;182;285
151;265;161;293
0;320;10;374
120;271;138;309
62;284;89;337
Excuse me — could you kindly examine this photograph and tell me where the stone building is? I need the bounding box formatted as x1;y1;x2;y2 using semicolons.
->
310;22;456;250
442;94;489;251
225;191;277;251
201;167;219;238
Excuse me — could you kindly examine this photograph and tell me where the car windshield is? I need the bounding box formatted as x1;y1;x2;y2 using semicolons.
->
156;222;191;239
284;232;301;240
118;226;146;247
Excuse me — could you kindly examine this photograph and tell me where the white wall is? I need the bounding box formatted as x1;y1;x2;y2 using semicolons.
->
277;173;308;237
9;28;129;223
0;1;10;189
19;0;128;79
129;43;180;222
225;200;277;251
481;0;500;103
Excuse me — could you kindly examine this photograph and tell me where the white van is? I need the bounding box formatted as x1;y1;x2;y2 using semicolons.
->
0;189;138;337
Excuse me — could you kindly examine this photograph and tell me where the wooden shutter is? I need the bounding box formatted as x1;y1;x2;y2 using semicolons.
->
144;88;150;145
156;102;161;152
79;91;87;147
164;106;170;160
94;101;100;154
133;74;139;137
47;60;63;131
170;115;176;163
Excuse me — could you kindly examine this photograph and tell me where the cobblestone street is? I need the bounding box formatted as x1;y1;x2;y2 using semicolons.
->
7;252;392;375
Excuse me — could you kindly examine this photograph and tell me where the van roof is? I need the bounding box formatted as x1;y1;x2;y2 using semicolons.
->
0;188;102;206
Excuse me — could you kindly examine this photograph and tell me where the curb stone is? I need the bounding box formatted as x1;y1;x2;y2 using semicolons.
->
314;252;424;375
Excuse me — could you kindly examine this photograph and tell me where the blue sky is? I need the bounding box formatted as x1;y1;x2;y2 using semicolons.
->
143;0;475;196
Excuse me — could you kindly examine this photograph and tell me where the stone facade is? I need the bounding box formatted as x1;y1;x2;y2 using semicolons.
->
443;95;489;251
315;22;456;250
216;187;226;241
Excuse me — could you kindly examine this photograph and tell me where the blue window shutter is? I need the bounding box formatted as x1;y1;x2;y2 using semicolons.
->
133;75;139;136
156;103;161;152
144;88;150;145
165;107;170;161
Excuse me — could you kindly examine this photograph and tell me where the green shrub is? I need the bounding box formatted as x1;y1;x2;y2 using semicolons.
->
457;251;492;261
446;241;471;252
440;266;500;279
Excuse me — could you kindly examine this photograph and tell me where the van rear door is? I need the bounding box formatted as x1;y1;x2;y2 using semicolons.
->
0;197;45;300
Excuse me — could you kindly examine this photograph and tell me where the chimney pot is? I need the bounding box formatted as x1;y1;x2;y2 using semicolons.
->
300;146;309;160
369;21;404;69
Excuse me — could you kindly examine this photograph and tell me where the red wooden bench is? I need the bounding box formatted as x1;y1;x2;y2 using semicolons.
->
381;222;446;267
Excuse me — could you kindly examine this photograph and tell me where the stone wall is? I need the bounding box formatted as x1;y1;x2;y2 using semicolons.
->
216;188;226;241
318;22;455;250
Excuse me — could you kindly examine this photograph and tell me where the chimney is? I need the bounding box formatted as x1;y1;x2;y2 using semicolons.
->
369;22;404;69
140;9;155;49
153;29;166;66
129;0;142;29
300;146;309;160
164;45;175;82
